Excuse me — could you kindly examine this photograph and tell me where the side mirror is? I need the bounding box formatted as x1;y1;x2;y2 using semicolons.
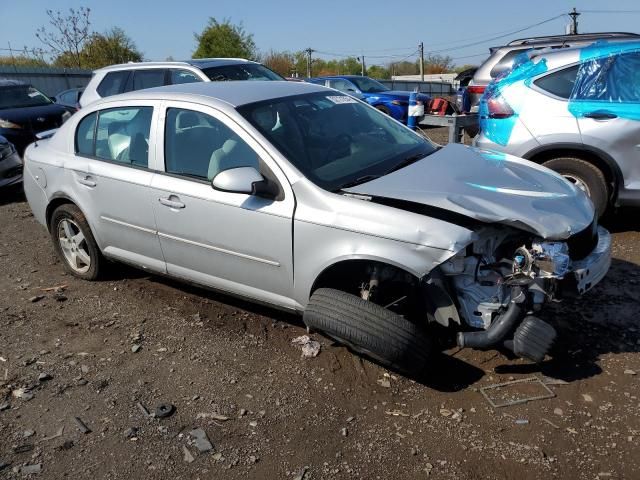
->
212;166;278;199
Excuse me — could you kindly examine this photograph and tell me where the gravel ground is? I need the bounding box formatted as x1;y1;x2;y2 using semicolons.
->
0;133;639;479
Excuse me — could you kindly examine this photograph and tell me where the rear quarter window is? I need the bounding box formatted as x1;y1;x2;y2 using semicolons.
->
96;71;130;97
534;65;580;99
75;112;97;155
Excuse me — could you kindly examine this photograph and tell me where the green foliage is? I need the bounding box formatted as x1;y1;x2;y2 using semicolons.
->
82;28;143;69
193;18;256;60
366;65;390;79
53;28;142;69
0;54;48;67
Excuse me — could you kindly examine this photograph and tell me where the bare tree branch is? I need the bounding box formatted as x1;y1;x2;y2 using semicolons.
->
35;7;91;68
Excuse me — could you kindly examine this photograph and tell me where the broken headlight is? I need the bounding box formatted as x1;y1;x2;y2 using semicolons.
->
513;241;570;278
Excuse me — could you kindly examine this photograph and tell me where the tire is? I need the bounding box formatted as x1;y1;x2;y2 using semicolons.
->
542;157;609;218
303;288;431;376
375;105;391;116
50;204;103;280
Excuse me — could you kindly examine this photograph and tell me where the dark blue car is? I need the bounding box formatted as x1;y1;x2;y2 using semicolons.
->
307;75;430;123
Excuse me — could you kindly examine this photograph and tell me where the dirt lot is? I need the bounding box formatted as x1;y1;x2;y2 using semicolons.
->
1;129;639;479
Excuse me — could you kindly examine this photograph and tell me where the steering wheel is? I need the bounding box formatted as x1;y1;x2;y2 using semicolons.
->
324;133;353;163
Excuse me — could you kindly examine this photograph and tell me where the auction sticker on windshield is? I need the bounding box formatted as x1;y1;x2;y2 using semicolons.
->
327;95;358;104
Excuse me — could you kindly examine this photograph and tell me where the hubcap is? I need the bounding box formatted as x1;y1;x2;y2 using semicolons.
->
57;219;91;274
563;174;590;196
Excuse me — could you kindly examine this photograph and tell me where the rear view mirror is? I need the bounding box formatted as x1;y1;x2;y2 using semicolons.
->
212;166;278;199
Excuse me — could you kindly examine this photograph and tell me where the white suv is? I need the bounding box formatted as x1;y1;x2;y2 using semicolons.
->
79;58;283;107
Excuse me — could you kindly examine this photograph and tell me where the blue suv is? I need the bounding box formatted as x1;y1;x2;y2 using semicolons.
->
308;76;430;123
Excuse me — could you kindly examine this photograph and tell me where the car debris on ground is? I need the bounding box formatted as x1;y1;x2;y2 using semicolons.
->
291;335;321;358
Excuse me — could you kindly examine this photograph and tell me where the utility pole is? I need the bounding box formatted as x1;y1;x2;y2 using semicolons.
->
304;48;314;78
569;7;580;35
419;41;424;81
358;56;366;76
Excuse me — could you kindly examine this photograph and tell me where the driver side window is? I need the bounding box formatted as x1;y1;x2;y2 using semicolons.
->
329;79;357;92
164;108;259;181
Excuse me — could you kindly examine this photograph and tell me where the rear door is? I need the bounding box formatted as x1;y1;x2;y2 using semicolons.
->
573;51;640;190
74;102;165;272
526;64;582;145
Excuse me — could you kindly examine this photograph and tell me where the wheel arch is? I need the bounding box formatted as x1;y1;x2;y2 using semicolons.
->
309;257;422;299
523;143;623;203
45;194;95;236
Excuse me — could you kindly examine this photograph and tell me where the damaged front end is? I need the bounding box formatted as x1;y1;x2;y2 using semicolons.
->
433;221;611;362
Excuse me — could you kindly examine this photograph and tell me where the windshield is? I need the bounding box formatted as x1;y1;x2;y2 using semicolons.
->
0;85;53;109
349;77;390;93
238;92;436;191
202;63;283;81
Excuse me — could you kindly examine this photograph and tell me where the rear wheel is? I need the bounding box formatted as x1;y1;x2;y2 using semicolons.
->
542;157;609;218
375;105;391;116
50;204;103;280
304;288;431;377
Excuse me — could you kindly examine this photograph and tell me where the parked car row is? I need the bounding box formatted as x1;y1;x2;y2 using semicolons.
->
3;39;631;377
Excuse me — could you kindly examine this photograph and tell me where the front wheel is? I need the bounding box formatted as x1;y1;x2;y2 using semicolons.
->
542;157;609;218
303;288;431;377
50;204;103;280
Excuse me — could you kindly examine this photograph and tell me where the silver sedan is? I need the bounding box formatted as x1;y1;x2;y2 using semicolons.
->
23;81;610;377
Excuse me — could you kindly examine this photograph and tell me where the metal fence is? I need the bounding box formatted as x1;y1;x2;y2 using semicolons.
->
0;66;456;98
377;79;455;96
0;66;92;96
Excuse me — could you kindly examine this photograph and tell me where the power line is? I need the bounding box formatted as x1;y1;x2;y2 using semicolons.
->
427;13;567;54
581;9;640;13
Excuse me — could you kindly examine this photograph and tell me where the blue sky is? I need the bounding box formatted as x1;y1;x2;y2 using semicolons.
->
2;0;640;66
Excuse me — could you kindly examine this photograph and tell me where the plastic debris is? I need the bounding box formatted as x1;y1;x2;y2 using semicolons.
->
189;428;213;453
291;335;321;358
154;403;176;419
196;412;229;421
293;466;309;480
20;464;42;475
74;417;91;434
42;427;64;442
182;445;195;463
479;376;555;408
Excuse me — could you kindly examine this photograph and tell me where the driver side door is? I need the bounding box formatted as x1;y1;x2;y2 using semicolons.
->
150;102;296;309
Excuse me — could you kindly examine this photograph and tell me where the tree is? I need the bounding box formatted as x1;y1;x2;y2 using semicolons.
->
36;7;91;68
0;55;48;67
82;28;143;69
193;18;256;60
424;54;454;74
367;65;390;79
261;50;296;77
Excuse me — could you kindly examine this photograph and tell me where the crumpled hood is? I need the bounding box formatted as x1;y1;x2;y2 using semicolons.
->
346;144;595;240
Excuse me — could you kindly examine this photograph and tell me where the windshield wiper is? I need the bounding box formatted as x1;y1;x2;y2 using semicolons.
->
385;152;428;175
335;174;381;191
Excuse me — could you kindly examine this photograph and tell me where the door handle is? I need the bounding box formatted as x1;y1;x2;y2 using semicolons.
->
158;196;185;209
584;111;617;120
77;175;96;187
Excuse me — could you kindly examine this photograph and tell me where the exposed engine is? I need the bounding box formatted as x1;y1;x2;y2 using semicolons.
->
438;228;568;362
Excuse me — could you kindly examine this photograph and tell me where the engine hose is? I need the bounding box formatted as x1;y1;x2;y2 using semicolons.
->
456;287;526;349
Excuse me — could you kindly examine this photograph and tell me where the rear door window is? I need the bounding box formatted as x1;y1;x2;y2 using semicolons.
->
88;107;154;167
170;69;201;85
132;69;167;91
534;65;579;99
329;79;357;92
96;71;130;97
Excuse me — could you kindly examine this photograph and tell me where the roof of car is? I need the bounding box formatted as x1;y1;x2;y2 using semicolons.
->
312;75;366;79
532;39;640;67
0;79;27;87
102;80;327;107
95;58;257;72
506;31;640;47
